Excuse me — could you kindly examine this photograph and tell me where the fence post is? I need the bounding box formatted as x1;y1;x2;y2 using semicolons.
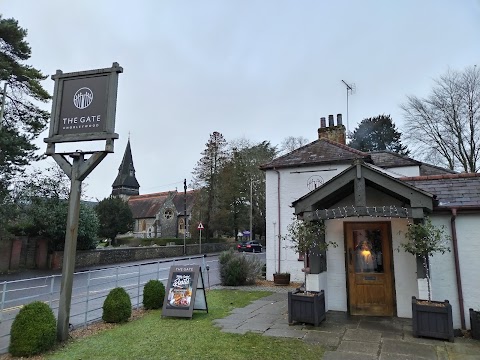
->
84;271;91;327
0;282;6;323
49;276;55;308
137;264;141;308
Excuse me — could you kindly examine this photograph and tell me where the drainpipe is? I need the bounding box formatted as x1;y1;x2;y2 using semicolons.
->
274;168;281;273
450;208;466;329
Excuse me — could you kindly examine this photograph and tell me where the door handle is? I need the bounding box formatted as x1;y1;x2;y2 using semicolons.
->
349;248;353;265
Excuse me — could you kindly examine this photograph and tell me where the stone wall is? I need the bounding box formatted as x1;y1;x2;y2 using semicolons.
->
50;242;234;270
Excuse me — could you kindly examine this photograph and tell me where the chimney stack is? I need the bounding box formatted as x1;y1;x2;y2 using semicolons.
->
328;114;334;127
317;113;346;145
320;117;326;128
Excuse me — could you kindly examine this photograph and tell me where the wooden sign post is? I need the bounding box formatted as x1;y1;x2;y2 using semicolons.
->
162;265;208;319
44;63;123;341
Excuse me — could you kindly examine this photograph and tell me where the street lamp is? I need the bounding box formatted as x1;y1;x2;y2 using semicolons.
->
0;75;29;130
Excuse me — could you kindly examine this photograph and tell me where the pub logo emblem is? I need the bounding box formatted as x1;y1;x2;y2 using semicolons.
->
307;175;324;191
73;87;93;109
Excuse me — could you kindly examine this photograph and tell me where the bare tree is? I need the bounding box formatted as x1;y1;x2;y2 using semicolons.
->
401;65;480;172
277;136;310;156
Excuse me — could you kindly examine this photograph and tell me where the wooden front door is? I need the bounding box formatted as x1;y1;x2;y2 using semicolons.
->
345;222;394;316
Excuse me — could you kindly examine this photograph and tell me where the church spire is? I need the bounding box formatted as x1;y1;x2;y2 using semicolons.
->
112;139;140;198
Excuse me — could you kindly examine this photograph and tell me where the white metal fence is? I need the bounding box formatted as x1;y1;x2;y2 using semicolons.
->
0;255;220;354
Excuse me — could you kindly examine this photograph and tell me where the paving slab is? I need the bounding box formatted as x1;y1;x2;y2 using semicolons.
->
337;340;380;356
343;328;382;343
381;339;437;360
236;321;272;332
262;328;307;339
444;338;480;358
359;320;403;333
305;324;347;336
323;350;377;360
302;331;342;348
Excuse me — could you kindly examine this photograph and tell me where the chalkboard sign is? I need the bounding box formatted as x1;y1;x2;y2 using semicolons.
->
162;264;208;319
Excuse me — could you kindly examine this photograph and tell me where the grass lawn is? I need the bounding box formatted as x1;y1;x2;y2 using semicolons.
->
45;290;325;360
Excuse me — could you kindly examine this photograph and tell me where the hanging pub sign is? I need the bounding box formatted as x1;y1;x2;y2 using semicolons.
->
44;62;122;147
162;265;208;319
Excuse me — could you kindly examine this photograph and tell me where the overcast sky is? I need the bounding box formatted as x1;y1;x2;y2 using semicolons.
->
3;0;480;200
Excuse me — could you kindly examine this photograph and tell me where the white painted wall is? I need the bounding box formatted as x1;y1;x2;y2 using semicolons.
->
428;214;480;329
265;163;480;329
265;164;349;280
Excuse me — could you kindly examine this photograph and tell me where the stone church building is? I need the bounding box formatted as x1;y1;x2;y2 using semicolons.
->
112;140;196;239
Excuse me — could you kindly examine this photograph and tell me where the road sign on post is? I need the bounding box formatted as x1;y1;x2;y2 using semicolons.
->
44;63;122;342
197;223;203;253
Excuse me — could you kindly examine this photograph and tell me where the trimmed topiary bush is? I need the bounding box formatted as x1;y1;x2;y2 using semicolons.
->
102;287;132;323
143;280;165;309
9;301;56;357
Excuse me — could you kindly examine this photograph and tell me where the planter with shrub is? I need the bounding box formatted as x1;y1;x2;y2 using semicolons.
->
9;301;56;357
273;272;291;285
284;218;335;326
398;218;454;342
470;308;480;340
288;290;326;327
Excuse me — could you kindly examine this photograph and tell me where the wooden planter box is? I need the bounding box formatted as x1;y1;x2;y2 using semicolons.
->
470;308;480;340
412;296;454;342
288;290;326;327
273;273;290;286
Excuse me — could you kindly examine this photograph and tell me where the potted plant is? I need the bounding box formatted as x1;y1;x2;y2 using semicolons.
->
470;308;480;340
398;218;454;342
273;272;291;285
285;218;336;327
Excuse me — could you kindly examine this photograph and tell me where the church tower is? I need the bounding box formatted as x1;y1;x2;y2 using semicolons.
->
112;139;140;199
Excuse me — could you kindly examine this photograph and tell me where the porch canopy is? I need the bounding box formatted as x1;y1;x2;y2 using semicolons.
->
293;159;435;221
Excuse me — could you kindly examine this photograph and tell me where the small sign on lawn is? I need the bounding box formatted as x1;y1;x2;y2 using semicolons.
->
162;265;208;319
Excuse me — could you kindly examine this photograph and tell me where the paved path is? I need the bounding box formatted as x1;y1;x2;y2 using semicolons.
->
212;286;480;360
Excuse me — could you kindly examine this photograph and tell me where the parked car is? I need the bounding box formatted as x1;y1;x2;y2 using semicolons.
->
237;241;262;253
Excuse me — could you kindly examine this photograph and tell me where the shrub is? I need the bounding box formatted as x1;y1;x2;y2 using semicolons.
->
102;287;132;323
219;249;262;286
143;280;165;309
9;301;56;357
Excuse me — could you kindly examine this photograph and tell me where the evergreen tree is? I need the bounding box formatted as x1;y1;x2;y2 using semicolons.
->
349;114;409;155
0;15;51;239
9;167;99;250
95;196;134;245
191;131;228;240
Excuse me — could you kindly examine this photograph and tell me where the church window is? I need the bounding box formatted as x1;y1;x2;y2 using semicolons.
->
164;209;173;219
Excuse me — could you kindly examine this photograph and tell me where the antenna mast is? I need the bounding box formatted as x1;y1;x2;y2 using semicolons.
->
341;80;355;132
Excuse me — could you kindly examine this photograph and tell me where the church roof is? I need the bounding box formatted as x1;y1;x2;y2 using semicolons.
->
128;190;197;219
112;140;140;189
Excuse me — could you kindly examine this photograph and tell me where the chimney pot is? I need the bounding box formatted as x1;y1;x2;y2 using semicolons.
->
337;114;343;126
320;117;326;128
328;115;334;127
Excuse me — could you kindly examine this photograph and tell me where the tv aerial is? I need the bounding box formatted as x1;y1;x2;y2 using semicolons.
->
341;80;356;132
